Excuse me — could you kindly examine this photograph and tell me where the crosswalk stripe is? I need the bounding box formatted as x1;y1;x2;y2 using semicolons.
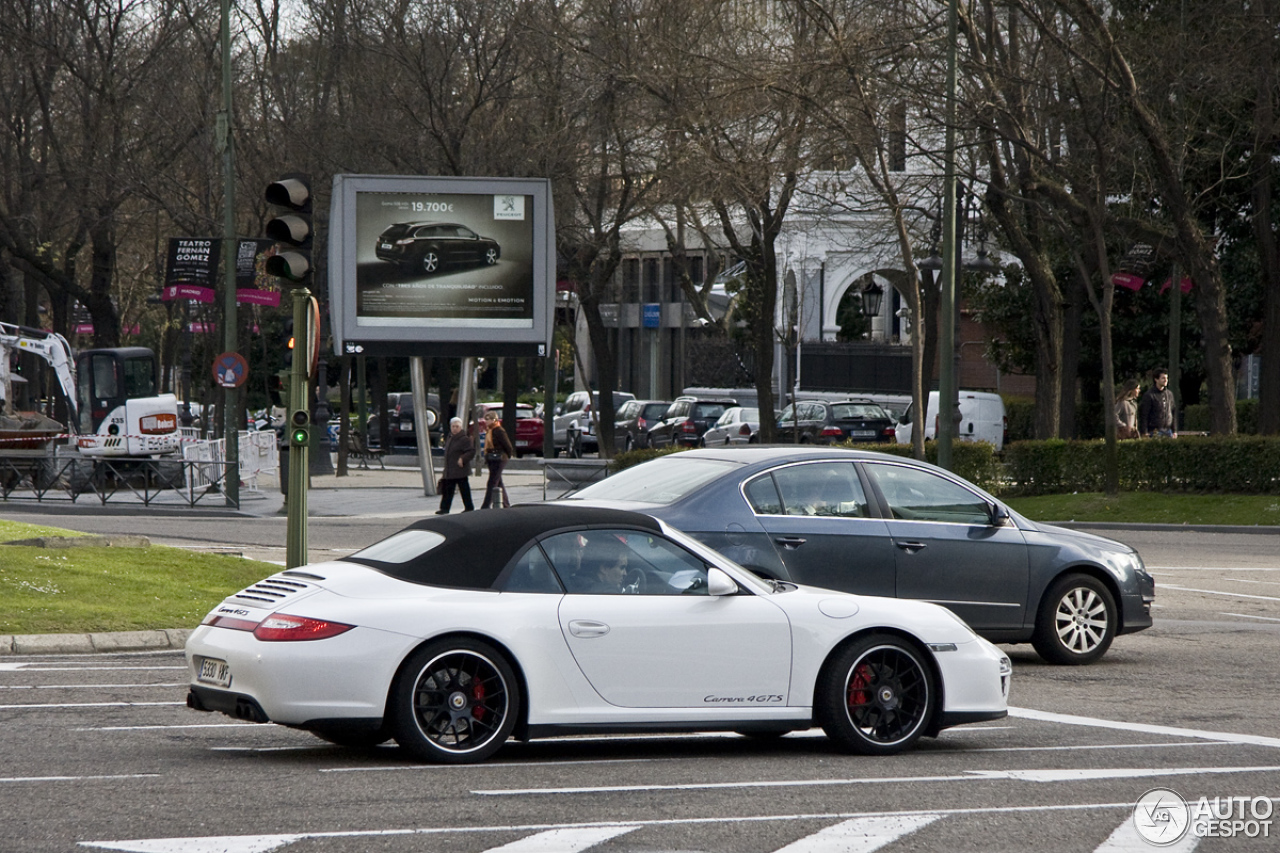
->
1095;817;1200;852
774;815;941;853
480;826;638;852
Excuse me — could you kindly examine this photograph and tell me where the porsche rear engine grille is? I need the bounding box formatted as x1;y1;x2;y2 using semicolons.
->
230;577;313;605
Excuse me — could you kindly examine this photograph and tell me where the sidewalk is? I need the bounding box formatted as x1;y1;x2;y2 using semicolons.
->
251;455;567;518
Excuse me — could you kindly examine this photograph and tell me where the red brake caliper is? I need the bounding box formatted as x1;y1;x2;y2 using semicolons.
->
848;663;872;709
470;680;487;721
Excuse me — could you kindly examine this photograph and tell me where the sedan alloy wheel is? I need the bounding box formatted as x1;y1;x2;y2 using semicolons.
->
420;250;441;274
1033;574;1117;665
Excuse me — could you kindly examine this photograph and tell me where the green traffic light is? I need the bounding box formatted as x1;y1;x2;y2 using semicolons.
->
291;427;309;446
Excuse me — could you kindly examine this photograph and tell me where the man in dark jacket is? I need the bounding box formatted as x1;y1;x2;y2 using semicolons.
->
1138;368;1177;438
436;417;475;514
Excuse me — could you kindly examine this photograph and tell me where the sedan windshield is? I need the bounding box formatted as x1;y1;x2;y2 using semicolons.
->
571;456;739;505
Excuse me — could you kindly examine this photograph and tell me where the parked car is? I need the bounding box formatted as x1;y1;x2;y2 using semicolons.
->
186;504;1010;763
470;402;544;457
700;406;762;446
374;222;501;276
896;390;1007;451
776;399;896;445
569;447;1155;665
613;399;672;451
646;396;737;449
553;390;637;456
366;392;441;451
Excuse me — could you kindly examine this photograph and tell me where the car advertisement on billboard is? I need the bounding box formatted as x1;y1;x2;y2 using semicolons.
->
329;175;553;358
355;191;534;326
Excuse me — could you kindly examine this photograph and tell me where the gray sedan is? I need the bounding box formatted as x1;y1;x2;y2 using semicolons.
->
566;447;1154;665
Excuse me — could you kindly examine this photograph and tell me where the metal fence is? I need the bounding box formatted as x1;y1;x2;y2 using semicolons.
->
0;430;279;509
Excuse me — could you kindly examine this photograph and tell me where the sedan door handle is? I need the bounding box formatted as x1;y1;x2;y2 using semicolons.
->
774;536;807;550
895;541;928;554
568;620;610;638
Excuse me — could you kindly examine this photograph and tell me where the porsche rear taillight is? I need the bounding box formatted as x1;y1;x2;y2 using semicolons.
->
252;614;354;642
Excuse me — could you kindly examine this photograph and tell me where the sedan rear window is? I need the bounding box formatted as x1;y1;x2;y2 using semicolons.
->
572;457;739;505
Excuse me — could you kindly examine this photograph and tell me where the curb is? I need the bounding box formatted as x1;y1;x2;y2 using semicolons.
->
0;628;191;656
1051;521;1280;536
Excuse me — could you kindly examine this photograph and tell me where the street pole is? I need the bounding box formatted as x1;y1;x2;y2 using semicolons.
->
286;285;310;568
936;0;960;472
219;0;239;507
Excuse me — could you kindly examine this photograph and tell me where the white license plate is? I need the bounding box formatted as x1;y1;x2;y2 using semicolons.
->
850;430;875;438
197;657;232;688
380;243;393;250
400;421;414;432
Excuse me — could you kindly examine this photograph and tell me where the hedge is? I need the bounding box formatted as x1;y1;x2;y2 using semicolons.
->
608;441;1002;493
1003;435;1280;495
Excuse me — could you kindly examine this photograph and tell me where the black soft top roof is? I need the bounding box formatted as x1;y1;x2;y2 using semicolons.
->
344;504;663;590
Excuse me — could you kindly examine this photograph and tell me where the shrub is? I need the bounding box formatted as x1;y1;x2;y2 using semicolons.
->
1003;435;1280;495
608;446;687;472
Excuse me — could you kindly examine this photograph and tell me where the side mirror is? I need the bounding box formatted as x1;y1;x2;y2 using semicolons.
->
989;503;1011;526
707;567;739;596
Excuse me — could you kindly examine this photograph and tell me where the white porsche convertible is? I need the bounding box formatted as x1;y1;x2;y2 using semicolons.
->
186;505;1010;763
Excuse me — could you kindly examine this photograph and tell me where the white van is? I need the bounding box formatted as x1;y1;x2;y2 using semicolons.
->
895;390;1007;451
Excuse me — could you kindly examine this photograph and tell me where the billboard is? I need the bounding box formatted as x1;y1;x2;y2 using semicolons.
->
328;175;554;358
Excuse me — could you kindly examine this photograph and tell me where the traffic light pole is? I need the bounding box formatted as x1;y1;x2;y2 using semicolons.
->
286;285;311;568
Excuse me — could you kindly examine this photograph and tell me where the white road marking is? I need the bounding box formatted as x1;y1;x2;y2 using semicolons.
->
940;740;1220;754
1008;706;1280;749
80;723;266;731
474;765;1280;796
1148;566;1280;572
774;815;941;853
2;774;160;784
74;804;1145;853
1160;584;1280;602
0;701;182;710
0;683;185;690
0;664;185;672
482;826;638;852
321;757;662;773
1225;577;1280;586
1222;612;1280;622
1096;816;1201;852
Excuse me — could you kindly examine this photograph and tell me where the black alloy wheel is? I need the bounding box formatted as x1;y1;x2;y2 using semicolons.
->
817;634;934;755
390;638;519;763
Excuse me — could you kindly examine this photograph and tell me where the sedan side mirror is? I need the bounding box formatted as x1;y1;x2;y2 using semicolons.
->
989;503;1011;526
707;567;739;596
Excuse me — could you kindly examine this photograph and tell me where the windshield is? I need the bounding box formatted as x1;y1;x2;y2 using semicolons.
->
571;456;739;505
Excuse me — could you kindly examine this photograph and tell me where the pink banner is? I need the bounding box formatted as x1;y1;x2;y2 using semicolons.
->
1111;272;1145;291
236;288;281;307
162;284;216;303
1159;276;1193;295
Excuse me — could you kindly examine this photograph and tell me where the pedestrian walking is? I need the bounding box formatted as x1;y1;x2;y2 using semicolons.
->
480;409;514;509
1138;368;1177;438
436;417;475;514
1114;379;1140;439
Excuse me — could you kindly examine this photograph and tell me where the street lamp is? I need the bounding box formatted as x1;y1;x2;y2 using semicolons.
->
861;280;884;318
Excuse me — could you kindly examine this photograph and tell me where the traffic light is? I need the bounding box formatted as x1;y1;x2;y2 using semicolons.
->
281;317;295;368
289;408;310;447
264;174;312;284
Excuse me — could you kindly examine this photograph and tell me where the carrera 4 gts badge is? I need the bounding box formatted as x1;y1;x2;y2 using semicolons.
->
703;694;784;704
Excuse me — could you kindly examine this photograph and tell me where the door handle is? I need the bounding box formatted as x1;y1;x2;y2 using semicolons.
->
568;620;610;638
774;536;807;549
895;541;928;554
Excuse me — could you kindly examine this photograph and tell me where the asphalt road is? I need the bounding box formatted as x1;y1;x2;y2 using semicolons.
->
1;505;1279;851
